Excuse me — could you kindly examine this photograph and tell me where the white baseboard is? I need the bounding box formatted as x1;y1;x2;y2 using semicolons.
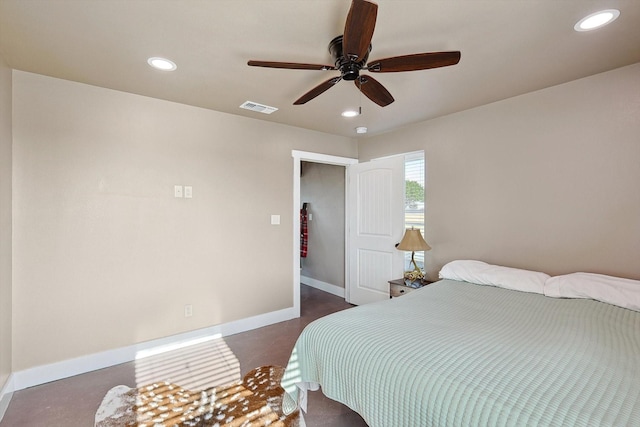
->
11;307;298;392
300;276;345;298
0;374;14;421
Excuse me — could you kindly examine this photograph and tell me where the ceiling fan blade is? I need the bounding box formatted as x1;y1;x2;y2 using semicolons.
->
248;60;335;71
294;76;342;105
356;75;394;107
366;51;461;72
342;0;378;62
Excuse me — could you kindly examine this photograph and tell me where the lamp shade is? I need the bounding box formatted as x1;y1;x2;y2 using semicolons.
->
396;228;431;252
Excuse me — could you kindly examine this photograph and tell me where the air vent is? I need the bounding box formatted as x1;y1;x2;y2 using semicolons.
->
240;101;278;114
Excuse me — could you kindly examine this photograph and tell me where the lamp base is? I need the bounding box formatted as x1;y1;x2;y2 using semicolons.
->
403;269;425;282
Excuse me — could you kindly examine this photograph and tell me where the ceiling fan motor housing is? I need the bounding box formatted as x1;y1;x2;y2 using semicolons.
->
329;35;370;81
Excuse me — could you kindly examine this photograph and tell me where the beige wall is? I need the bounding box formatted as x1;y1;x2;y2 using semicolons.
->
0;57;12;389
300;162;345;288
12;71;356;371
359;63;640;280
9;62;640;374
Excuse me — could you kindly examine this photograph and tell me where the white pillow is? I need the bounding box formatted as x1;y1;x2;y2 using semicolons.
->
544;272;640;312
439;260;549;294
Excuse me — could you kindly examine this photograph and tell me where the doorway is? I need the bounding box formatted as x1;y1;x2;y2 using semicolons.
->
291;151;357;317
299;161;347;297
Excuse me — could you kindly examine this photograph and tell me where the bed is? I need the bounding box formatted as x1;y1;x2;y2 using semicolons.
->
281;260;640;426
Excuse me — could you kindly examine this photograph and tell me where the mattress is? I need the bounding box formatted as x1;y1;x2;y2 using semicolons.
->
281;279;640;426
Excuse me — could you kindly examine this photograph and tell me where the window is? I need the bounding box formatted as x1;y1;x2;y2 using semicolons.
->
404;152;425;270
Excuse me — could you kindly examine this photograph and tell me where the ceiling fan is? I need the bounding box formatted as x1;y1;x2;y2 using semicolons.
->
247;0;461;107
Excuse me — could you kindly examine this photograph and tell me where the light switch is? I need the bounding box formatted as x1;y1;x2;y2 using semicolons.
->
271;215;281;225
184;186;193;198
308;213;313;221
174;185;183;198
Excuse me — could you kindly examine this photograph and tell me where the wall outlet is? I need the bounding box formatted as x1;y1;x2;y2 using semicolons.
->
184;304;193;317
184;186;193;198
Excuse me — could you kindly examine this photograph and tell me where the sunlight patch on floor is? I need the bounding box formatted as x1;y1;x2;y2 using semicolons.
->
134;336;240;390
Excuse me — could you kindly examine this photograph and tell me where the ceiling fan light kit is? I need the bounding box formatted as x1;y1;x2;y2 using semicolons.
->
247;0;461;107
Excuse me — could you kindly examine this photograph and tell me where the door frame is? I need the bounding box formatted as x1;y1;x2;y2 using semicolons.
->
291;150;358;317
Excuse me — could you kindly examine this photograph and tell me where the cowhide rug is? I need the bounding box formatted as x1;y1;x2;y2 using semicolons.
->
95;365;300;427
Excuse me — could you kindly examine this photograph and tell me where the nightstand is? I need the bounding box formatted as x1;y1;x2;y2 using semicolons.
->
389;278;435;298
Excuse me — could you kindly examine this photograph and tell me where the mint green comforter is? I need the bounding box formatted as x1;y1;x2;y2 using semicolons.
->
282;280;640;426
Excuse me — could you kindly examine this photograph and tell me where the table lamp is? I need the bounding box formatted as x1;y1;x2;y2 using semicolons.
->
396;227;431;281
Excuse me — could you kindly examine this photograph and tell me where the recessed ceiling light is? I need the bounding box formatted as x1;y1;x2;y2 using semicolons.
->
574;9;620;32
147;57;177;71
341;110;359;118
355;126;368;134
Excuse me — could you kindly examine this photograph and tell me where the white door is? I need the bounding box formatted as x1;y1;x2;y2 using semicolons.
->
347;156;405;305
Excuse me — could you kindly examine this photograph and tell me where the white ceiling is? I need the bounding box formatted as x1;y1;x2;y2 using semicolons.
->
1;0;639;138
